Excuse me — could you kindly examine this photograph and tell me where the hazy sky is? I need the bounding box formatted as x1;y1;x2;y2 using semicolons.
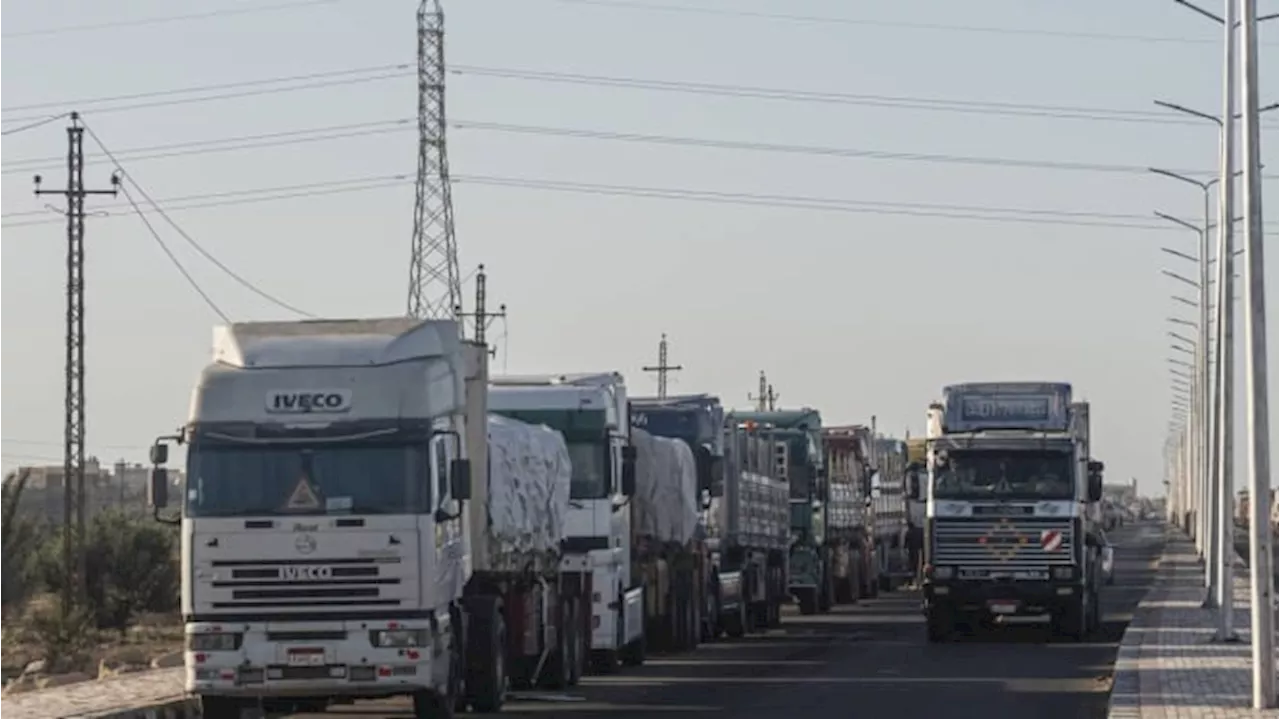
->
2;0;1277;497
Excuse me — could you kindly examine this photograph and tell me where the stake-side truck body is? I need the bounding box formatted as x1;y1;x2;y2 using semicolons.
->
871;437;912;590
487;373;646;672
148;318;483;717
921;382;1105;642
820;426;877;601
731;409;858;615
714;417;791;633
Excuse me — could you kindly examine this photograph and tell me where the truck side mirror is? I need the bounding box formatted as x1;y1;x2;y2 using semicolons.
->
1088;472;1103;503
149;443;169;466
449;458;472;501
149;467;169;509
621;445;637;496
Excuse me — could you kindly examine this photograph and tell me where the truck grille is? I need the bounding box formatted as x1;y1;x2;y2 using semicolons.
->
932;518;1074;571
208;557;406;611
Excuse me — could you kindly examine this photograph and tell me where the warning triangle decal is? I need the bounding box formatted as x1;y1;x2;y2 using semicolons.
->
285;476;323;511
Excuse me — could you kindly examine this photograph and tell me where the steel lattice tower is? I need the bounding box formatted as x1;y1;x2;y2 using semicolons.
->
407;0;461;320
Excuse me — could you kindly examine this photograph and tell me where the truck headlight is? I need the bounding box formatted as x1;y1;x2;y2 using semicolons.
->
932;566;954;580
370;629;428;648
1051;566;1074;580
187;632;242;651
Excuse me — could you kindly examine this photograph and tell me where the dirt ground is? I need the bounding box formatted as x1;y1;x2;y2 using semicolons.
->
2;596;183;691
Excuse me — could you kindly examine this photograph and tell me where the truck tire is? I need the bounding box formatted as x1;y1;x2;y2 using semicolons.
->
412;689;454;719
796;588;818;616
568;598;585;686
199;696;253;719
725;599;748;637
925;608;953;643
620;631;646;667
464;596;506;713
1053;600;1088;641
538;607;573;690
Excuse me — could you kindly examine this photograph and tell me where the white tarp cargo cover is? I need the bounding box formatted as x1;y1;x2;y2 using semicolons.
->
632;428;699;545
485;414;572;572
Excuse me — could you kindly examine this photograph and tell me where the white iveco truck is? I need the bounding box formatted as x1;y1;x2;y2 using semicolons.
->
487;373;646;672
147;318;500;718
920;382;1105;643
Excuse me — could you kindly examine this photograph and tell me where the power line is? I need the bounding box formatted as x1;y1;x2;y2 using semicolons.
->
1;113;70;137
10;61;1276;130
2;0;353;39
2;118;413;176
0;67;412;125
450;65;1280;129
80;121;316;319
2;438;150;450
6;169;1276;234
6;116;1262;186
518;0;1274;46
118;183;229;322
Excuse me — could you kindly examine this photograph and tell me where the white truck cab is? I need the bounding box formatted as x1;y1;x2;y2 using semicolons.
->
487;372;646;670
147;318;472;718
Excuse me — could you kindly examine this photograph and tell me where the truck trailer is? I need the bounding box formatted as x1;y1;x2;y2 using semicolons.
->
629;395;726;644
730;409;854;615
713;416;791;633
820;426;876;602
871;436;912;591
146;318;496;718
629;425;706;653
921;382;1105;642
488;373;647;673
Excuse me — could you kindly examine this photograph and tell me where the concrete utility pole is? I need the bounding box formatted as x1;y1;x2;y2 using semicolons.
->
642;334;682;399
1237;0;1276;707
32;111;119;613
1211;0;1239;643
407;0;461;320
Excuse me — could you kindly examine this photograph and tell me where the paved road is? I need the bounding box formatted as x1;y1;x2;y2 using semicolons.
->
289;523;1163;719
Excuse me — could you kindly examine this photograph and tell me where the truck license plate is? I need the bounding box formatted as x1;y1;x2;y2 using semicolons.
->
987;601;1019;615
287;648;325;667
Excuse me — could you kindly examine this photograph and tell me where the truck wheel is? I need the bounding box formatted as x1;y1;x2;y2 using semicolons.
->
1053;602;1088;641
725;600;747;638
620;630;646;667
412;689;454;719
797;588;818;616
538;609;573;690
199;696;252;719
465;596;506;712
567;598;585;686
925;609;953;643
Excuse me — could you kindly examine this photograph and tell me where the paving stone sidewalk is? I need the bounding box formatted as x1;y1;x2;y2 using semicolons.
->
1108;527;1279;718
0;667;185;719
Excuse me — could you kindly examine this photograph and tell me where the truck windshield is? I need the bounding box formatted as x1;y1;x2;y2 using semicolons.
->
565;441;608;499
933;450;1073;500
185;442;429;517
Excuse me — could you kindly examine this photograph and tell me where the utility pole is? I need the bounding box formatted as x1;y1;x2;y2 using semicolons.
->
1212;0;1239;644
32;111;119;613
455;264;506;351
1237;0;1276;707
642;334;682;399
748;371;778;412
407;0;462;321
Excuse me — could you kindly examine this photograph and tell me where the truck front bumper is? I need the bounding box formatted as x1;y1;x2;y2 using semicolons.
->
923;579;1082;617
185;620;440;699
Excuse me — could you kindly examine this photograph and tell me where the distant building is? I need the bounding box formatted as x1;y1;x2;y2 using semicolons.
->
8;458;184;522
